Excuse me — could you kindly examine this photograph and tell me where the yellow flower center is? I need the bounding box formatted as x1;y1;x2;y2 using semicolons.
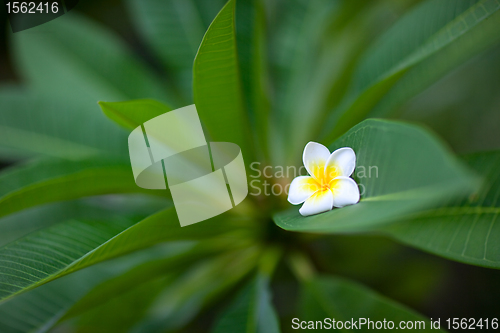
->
309;161;341;191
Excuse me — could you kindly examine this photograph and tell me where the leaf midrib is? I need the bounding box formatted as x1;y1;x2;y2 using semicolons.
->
0;212;153;303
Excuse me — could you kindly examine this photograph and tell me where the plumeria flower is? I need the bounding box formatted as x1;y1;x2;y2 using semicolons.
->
288;142;360;216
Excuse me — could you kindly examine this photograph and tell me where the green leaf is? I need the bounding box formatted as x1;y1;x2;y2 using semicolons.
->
58;243;216;333
74;275;172;333
397;44;500;153
11;12;173;106
0;202;92;248
272;0;337;160
274;119;477;233
127;0;225;101
0;207;238;302
62;241;229;320
266;1;404;165
0;87;128;159
0;266;123;333
211;274;281;333
99;99;172;131
193;0;254;161
0;243;188;333
383;151;500;269
236;0;271;160
300;276;444;332
322;0;500;142
0;195;166;247
0;158;144;220
131;248;259;332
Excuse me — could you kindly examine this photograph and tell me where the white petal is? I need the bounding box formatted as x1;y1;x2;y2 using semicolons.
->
287;176;320;205
303;141;330;180
325;147;356;178
299;188;333;216
329;176;360;208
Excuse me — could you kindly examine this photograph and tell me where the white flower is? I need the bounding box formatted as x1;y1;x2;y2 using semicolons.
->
288;142;360;216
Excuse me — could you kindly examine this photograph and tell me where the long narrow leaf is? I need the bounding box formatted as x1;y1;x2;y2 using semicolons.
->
0;88;128;160
0;207;237;302
127;0;225;101
12;12;173;105
211;274;281;333
322;0;500;142
0;195;167;247
301;276;444;332
131;248;260;333
383;151;500;269
193;0;254;162
0;243;190;333
0;158;144;220
236;0;271;161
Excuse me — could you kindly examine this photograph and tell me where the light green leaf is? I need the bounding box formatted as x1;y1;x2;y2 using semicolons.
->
0;207;237;302
99;99;172;131
211;274;281;333
193;0;253;161
383;151;500;269
0;158;144;220
127;0;225;101
274;119;477;233
323;0;500;142
301;276;444;332
0;87;128;160
11;12;173;106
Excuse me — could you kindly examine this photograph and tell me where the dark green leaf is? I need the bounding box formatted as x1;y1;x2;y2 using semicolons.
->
131;248;260;332
74;275;172;333
301;276;444;332
398;44;500;153
63;241;229;319
211;274;281;333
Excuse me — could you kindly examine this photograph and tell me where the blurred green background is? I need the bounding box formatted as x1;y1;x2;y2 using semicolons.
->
0;0;499;331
